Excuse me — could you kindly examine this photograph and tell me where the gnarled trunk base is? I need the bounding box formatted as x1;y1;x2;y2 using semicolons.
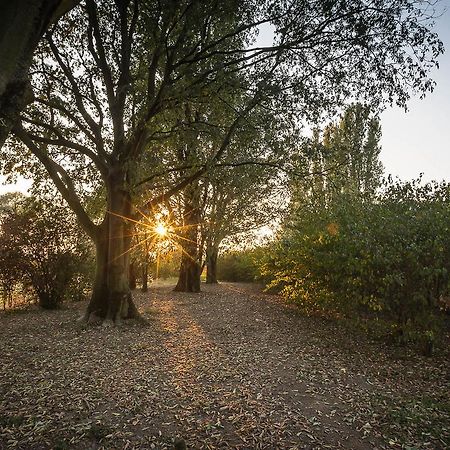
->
84;286;143;326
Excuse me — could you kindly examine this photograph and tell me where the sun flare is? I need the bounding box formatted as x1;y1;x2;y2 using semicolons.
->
155;223;167;237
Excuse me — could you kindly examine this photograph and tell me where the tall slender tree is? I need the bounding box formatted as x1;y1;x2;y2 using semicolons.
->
293;104;384;208
325;104;383;199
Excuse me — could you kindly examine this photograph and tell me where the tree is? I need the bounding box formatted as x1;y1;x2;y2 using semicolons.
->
172;102;292;290
0;0;80;148
169;105;206;293
170;77;299;289
198;98;294;285
292;104;383;209
1;0;443;324
324;104;384;200
201;163;283;284
174;180;203;292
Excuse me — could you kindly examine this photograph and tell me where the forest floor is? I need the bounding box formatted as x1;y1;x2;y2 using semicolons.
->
0;282;449;450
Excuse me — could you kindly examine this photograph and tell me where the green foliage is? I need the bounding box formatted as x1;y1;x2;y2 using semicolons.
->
293;103;383;207
260;179;450;347
256;104;450;350
217;249;263;282
152;251;181;280
0;195;94;309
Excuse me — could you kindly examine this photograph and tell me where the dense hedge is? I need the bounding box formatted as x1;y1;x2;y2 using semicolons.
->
258;179;450;351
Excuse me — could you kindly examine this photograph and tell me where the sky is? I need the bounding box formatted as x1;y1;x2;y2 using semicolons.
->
380;1;450;183
1;2;449;195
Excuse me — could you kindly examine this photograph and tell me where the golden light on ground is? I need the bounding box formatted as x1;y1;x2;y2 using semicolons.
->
155;222;167;237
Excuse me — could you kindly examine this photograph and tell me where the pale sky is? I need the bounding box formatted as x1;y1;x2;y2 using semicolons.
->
1;3;449;195
380;1;450;182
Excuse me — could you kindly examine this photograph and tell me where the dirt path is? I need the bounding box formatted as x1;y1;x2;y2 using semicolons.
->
0;282;448;449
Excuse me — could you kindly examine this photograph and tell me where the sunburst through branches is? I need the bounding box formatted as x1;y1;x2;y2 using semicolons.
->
107;208;202;267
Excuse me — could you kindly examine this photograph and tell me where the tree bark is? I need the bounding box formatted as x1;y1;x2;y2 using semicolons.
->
129;261;137;290
84;167;141;325
174;183;201;293
175;251;201;292
141;264;148;292
205;246;219;284
85;221;109;320
0;0;79;148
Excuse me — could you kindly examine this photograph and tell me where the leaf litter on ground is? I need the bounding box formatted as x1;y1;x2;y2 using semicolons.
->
0;282;448;449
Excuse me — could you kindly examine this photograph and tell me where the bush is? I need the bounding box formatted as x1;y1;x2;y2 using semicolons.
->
259;179;450;347
0;196;94;309
217;249;261;282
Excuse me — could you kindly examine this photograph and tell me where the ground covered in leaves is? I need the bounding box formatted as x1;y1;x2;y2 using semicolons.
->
0;282;449;450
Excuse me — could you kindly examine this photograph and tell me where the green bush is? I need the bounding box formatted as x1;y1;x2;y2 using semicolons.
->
259;179;450;347
0;196;94;309
217;249;261;282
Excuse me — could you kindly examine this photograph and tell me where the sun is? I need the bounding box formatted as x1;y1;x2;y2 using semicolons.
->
155;222;167;237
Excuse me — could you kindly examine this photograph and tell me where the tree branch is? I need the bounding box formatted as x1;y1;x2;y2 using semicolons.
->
12;124;98;239
46;31;104;146
20;117;108;178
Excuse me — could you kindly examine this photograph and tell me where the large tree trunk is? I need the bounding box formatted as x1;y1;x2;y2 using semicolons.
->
84;167;141;325
175;251;201;292
205;245;219;284
0;0;79;148
174;183;201;292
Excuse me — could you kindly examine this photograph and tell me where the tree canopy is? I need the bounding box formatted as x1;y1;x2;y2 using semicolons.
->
0;0;444;324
